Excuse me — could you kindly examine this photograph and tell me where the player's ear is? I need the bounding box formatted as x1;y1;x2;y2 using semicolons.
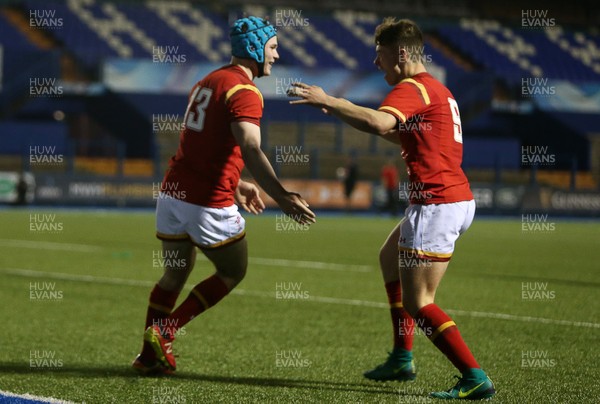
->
398;47;408;64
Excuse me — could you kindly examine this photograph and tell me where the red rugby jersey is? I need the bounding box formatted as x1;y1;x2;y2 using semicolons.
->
378;72;473;204
161;65;263;207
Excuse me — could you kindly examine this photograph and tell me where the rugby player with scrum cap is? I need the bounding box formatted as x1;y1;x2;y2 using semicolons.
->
133;16;315;375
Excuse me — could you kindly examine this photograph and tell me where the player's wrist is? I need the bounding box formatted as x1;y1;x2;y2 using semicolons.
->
237;179;252;191
324;95;338;110
272;190;288;204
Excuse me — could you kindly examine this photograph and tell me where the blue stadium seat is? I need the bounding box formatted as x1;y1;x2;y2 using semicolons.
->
438;19;600;81
19;1;463;73
11;2;600;83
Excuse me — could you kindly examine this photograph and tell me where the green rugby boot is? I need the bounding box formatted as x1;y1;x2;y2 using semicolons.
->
364;348;416;382
430;369;495;400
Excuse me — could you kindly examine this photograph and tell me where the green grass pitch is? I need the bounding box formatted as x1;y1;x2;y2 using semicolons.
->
0;209;599;403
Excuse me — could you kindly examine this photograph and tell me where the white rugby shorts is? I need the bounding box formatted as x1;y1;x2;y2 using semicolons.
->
398;200;475;262
156;193;245;249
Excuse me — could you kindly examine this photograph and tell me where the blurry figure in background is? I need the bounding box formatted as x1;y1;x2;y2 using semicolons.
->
343;155;358;211
381;159;399;216
13;171;29;206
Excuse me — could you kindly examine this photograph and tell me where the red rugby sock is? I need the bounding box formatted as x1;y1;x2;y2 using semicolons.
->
140;284;179;360
164;275;230;337
385;280;414;351
414;303;479;372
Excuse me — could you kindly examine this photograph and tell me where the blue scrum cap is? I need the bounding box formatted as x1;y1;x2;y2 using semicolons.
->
230;16;277;64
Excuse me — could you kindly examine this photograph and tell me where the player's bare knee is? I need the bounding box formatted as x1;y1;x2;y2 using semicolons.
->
401;291;430;315
217;263;246;284
159;255;194;292
158;272;186;292
402;294;434;317
217;266;246;289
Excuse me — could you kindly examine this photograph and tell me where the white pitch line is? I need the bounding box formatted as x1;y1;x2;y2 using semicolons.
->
3;267;154;288
0;239;103;253
3;267;599;329
0;239;373;273
447;309;600;329
248;257;372;272
0;390;76;403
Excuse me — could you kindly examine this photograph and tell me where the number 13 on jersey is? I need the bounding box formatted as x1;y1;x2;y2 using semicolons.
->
184;86;213;132
448;97;462;144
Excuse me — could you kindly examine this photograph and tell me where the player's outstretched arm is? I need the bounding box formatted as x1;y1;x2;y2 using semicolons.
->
288;83;397;137
231;121;316;225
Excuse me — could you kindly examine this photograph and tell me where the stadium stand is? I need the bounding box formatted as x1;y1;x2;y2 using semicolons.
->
1;0;599;209
438;20;600;81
